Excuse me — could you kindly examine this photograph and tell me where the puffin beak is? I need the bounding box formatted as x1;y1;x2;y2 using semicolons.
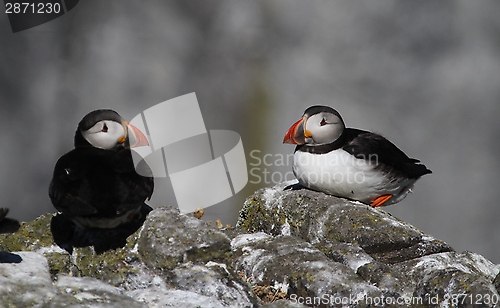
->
124;121;149;148
283;116;311;145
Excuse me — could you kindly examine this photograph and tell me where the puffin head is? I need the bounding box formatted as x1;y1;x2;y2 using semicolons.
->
283;105;345;145
74;109;149;150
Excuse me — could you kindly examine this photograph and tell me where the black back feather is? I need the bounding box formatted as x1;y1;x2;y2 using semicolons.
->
297;128;432;179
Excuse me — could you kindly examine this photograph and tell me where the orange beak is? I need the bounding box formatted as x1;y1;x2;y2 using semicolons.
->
126;122;149;148
283;116;310;145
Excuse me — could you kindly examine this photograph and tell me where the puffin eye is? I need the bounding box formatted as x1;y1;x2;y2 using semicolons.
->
102;123;108;133
320;118;327;126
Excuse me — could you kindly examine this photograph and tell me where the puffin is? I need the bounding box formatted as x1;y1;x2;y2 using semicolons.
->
49;109;154;230
0;208;20;234
283;105;431;207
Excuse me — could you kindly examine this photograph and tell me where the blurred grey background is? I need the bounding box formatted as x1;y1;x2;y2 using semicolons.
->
1;1;500;262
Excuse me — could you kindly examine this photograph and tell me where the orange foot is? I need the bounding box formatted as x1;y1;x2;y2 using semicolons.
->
370;194;393;207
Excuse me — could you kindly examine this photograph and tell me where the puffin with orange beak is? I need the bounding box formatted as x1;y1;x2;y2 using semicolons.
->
49;109;154;231
284;105;431;207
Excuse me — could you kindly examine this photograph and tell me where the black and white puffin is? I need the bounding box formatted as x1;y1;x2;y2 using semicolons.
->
283;105;431;207
0;208;20;234
49;109;153;230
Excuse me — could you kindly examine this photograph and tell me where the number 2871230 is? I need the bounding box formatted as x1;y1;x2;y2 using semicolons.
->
5;2;61;14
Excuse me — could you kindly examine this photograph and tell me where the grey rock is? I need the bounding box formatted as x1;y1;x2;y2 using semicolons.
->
0;184;499;307
261;299;309;308
232;233;389;308
125;271;239;308
494;272;500;294
0;252;57;307
138;207;231;270
136;289;228;308
235;182;500;307
237;181;452;263
49;276;147;308
131;207;258;307
356;261;409;295
0;207;257;307
0;252;146;307
168;263;257;307
394;251;500;307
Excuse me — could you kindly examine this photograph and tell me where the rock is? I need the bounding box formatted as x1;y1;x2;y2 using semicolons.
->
494;272;500;294
0;206;258;307
0;183;499;307
51;276;148;307
232;233;389;307
137;207;231;270
0;252;57;307
393;251;500;307
168;263;256;307
261;299;309;307
236;182;500;307
237;181;452;264
133;289;229;308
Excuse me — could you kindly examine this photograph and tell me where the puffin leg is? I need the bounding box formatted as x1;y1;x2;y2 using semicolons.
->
370;194;393;207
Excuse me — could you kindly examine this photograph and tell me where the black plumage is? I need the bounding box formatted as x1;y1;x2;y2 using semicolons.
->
341;129;431;179
49;147;153;226
297;128;432;179
0;208;20;234
48;109;153;253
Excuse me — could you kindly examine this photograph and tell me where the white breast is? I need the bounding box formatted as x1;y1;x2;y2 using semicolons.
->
293;149;415;204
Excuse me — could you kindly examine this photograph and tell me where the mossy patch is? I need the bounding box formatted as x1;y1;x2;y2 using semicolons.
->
0;213;55;252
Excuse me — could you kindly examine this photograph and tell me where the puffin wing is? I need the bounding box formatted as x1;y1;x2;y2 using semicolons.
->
342;129;432;179
49;149;98;216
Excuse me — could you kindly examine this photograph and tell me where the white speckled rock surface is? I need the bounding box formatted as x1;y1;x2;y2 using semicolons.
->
0;183;499;307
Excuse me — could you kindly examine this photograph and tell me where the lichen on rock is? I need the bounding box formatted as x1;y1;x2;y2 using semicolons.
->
137;207;231;271
237;181;453;264
235;182;500;307
0;183;499;307
0;206;258;307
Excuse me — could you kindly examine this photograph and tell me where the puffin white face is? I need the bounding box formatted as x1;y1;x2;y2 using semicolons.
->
304;112;344;145
283;106;346;146
81;120;126;150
